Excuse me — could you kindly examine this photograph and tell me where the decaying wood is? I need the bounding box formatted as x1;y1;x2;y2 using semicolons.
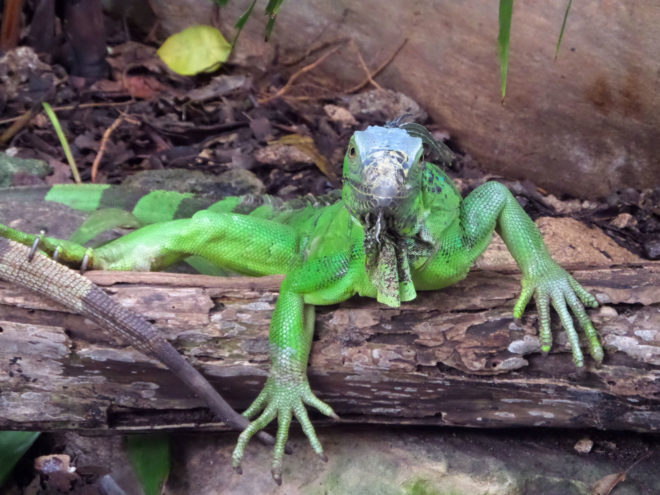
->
0;264;658;433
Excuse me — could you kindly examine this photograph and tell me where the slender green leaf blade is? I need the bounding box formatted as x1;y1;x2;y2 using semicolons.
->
42;102;81;183
127;434;170;495
0;431;40;487
555;0;573;59
233;0;258;45
498;0;514;100
265;16;277;41
265;0;286;16
264;0;286;40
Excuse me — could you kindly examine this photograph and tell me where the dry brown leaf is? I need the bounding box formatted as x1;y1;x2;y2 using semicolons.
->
323;104;358;126
591;472;626;495
269;134;337;182
591;451;653;495
123;75;167;100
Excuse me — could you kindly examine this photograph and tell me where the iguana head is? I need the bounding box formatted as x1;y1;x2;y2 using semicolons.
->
342;125;424;236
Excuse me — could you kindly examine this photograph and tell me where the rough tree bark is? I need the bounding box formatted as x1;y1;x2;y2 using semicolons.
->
0;264;658;433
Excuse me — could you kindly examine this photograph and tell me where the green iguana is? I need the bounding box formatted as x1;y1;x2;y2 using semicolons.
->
0;122;603;484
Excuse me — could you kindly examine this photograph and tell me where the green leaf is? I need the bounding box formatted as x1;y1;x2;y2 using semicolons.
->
158;25;232;76
127;434;170;495
555;0;573;59
498;0;514;101
0;431;40;487
233;0;258;45
264;0;286;41
233;0;286;44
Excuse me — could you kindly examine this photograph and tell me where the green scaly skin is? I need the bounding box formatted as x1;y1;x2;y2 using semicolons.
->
0;124;602;484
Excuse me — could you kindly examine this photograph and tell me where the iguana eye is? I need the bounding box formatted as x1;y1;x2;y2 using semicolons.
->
348;146;357;158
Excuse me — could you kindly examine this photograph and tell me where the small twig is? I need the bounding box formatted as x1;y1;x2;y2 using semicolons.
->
91;115;123;183
349;39;383;91
258;45;343;104
282;8;350;67
345;37;408;94
0;101;134;126
624;450;654;474
0;108;32;145
283;37;350;67
90;114;139;183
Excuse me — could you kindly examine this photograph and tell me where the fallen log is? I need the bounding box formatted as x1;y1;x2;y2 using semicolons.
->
0;263;658;432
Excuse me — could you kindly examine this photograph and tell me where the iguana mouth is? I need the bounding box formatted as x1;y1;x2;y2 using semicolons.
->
344;178;408;201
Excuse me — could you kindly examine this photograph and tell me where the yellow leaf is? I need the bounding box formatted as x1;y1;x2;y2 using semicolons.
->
157;25;231;76
270;134;338;182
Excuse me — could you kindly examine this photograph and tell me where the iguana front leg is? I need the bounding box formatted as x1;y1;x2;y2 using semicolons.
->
231;245;361;482
232;287;337;484
461;181;602;366
416;180;602;366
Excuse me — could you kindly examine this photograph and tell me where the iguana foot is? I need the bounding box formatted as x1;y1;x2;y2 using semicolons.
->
514;261;601;367
232;376;338;483
0;223;91;268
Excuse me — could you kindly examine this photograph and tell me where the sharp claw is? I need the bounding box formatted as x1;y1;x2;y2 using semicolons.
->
573;366;587;378
80;249;91;273
52;246;60;263
330;412;340;421
592;347;604;365
28;230;45;261
320;453;328;462
284;444;293;455
271;467;282;485
233;465;243;475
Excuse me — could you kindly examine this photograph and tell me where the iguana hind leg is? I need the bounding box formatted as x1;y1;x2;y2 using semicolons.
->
2;209;300;275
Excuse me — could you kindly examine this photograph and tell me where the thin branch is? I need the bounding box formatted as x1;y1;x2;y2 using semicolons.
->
349;39;383;91
0;101;134;126
345;38;408;94
0;109;32;145
283;37;350;67
258;45;343;104
90;114;139;183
